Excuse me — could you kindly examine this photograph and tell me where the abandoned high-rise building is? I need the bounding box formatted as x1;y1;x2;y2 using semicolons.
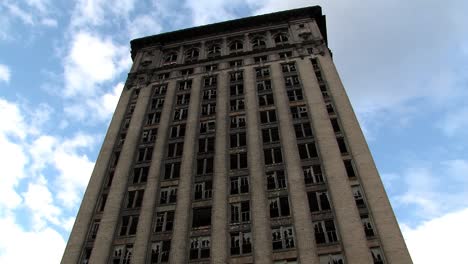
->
61;6;412;264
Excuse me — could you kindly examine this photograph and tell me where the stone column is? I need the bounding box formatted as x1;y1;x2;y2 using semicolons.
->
211;71;229;263
60;85;132;264
244;66;273;264
318;53;412;264
88;85;152;264
169;76;202;263
297;58;373;263
132;80;177;264
270;63;320;264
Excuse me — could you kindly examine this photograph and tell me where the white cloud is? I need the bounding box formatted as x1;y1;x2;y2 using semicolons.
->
3;3;34;25
71;0;136;28
439;106;468;136
128;14;163;39
402;207;468;263
41;17;57;27
0;64;11;83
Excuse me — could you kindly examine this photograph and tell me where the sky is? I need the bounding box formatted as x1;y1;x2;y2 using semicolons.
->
0;0;467;263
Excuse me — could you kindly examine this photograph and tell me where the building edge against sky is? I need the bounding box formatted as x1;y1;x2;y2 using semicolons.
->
61;6;412;264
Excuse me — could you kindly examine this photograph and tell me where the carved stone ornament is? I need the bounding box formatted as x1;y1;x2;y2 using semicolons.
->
140;50;154;67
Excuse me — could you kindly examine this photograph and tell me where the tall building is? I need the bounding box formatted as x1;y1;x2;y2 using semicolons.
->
62;6;412;264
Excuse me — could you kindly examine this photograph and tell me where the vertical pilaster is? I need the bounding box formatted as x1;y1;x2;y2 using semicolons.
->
211;72;229;263
244;66;273;264
318;53;412;264
88;85;152;264
61;87;132;264
297;58;373;263
270;63;320;264
169;76;202;263
132;81;177;264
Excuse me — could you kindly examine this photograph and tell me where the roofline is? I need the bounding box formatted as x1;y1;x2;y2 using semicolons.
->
130;6;327;60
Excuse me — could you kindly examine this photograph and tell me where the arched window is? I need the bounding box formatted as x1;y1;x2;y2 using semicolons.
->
206;44;221;58
251;37;266;50
163;51;178;65
229;40;243;53
185;48;199;62
274;33;289;44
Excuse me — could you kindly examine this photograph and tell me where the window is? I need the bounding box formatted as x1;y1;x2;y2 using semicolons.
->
260;110;277;124
252;37;266;50
153;84;167;96
230;84;244;96
98;194;108;212
229;60;243;67
230;98;245;112
119;215;139;236
362;216;375;237
264;148;283;165
303;165;324;185
279;51;292;59
352;186;366;208
206;44;221;58
133;166;148;184
315;71;324;83
176;94;190;106
274;33;289;44
123;118;131;130
118;133;126;147
197;157;214;175
313;220;338;244
146;112;161;125
201;103;216;116
269;196;290;218
204;76;217;87
192;207;211;228
189;237;210;260
230;115;246;129
262;127;279;143
205;64;218;72
167;142;183;158
137;147;153;163
230;71;243;82
150;241;170;263
344;159;356;177
257;80;272;92
178;80;192;91
198;137;215;153
272;226;295;250
291;105;308;119
157;73;169;81
230;152;248;170
230;232;252;255
230;176;249;195
282;63;296;73
371;247;385;264
287;89;303;101
170;124;185;138
164;162;180;180
154;211;174;232
326;103;335;114
294;123;313;139
185;48;199;62
319;253;344;264
203;89;217;100
330;118;341;133
106;171;114;187
254;55;268;63
255;67;270;77
266;170;287;190
285;76;300;87
112;244;133;264
258;93;274;106
200;120;216;133
89;219;100;240
230;132;246;148
127;103;136;116
173;108;188;121
230;201;250;224
141;128;157;143
229;40;243;52
180;68;194;76
320;84;329;98
298;142;318;159
336;137;348;154
151;98;165;110
307;191;331;212
126;189;144;208
81;247;92;264
194;181;212;200
160;186;177;204
164;52;177;64
111;151;120;168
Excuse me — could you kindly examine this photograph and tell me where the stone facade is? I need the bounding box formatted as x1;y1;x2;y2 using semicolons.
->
61;6;412;264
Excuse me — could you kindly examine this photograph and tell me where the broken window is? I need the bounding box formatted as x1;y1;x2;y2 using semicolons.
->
206;44;221;58
81;247;92;264
150;240;170;263
185;48;199;62
194;181;212;200
272;226;295;250
294;123;313;139
178;80;192;91
173;108;188;121
203;88;217;100
298;142;318;159
198;137;215;153
137;147;153;163
303;164;324;185
106;171;114;188
282;63;296;73
111;151;120;168
287;89;303;101
170;124;185;139
252;37;266;50
230;232;252;255
229;40;244;53
192;207;212;228
89;219;100;240
330;118;341;133
119;215;139;236
230;84;244;96
319;253;344;264
361;215;375;237
127;103;136;116
230;152;248;170
344;159;356;178
167;142;183;158
141;128;157;143
313;220;338;244
205;64;218;72
230;201;250;224
154;211;174;233
336;137;348;154
262;127;280;143
98;193;108;212
258;93;274;106
176;94;190;106
180;68;194;76
254;55;268;63
164;162;180;180
201;103;216;116
117;133;126;147
154;211;174;232
269;196;290;218
126;189;144;208
230;71;243;82
123;118;131;130
229;59;243;67
326;103;335;114
352;185;366;208
112;244;133;264
284;75;300;87
230;132;246;148
279;51;292;59
291;105;308;119
150;98;164;110
257;80;272;92
204;76;217;87
307;191;331;212
255;67;270;78
264;147;283;165
200;120;216;133
371;247;385;264
274;33;289;44
160;187;177;204
230;115;246;129
266;170;287;190
260;110;277;124
146;112;161;125
189;237;210;260
133;166;148;184
163;51;178;64
156;74;169;82
230;176;249;195
230;98;245;112
197;157;214;175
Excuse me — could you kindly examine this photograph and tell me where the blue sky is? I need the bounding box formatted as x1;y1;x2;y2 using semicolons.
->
0;0;467;263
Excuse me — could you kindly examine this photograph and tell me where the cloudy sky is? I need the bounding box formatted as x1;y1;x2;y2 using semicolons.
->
1;0;467;263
